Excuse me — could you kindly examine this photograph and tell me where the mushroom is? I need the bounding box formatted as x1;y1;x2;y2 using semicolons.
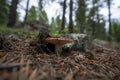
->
45;38;73;56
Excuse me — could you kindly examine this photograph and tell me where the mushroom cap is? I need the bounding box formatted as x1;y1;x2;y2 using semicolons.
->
45;38;73;45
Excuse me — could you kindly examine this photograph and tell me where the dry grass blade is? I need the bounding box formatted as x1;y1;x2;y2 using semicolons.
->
5;55;19;64
65;69;73;80
0;53;8;63
29;69;37;80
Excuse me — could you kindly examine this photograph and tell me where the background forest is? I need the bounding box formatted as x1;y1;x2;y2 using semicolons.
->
0;0;120;42
0;0;120;80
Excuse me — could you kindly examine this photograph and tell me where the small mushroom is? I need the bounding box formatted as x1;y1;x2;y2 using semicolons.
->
45;38;73;56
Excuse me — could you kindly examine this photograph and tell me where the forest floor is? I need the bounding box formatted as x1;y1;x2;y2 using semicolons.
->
0;34;120;80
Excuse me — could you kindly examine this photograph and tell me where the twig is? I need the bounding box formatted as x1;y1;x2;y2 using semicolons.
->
0;62;37;72
0;53;8;63
5;55;20;64
94;43;115;52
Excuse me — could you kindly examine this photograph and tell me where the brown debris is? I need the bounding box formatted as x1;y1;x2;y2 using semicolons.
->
0;34;120;80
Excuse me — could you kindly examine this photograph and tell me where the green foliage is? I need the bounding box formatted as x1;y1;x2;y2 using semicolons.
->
74;26;80;33
50;16;62;37
75;0;87;33
0;0;8;24
49;23;61;37
0;25;39;38
27;6;37;22
38;10;48;24
50;30;61;37
86;18;106;39
85;0;107;39
112;20;120;42
50;16;69;37
50;28;69;38
50;16;61;30
38;0;48;24
76;0;86;23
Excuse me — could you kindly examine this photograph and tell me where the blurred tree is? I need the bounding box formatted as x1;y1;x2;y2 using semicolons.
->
23;0;30;26
75;0;87;33
50;16;62;37
87;0;106;39
68;0;73;33
51;16;61;28
27;6;37;22
107;0;112;41
38;0;48;24
7;0;19;27
112;20;120;42
87;0;98;37
61;0;66;33
0;0;8;24
50;18;56;30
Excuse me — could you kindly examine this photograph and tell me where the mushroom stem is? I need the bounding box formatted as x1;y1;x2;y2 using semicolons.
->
56;45;62;56
45;37;73;56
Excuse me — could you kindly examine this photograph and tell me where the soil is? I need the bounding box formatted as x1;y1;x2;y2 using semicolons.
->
0;34;120;80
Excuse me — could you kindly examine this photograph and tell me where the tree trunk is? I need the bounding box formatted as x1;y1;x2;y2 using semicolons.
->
23;0;30;26
77;0;86;33
92;22;95;38
107;0;112;41
61;0;66;33
96;6;101;39
68;0;73;33
7;0;19;27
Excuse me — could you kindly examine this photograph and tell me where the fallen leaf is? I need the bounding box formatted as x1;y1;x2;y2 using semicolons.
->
60;62;65;68
0;52;6;58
